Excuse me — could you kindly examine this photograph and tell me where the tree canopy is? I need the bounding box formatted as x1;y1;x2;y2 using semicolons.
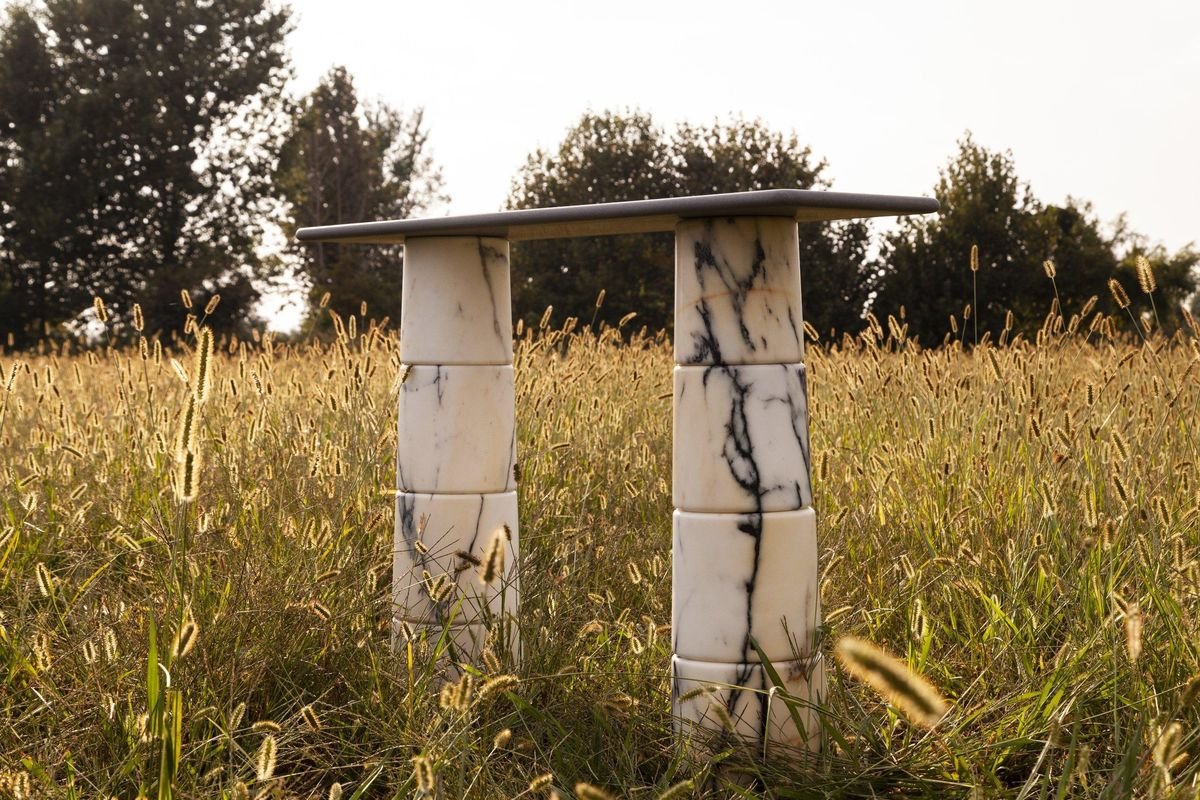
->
507;110;874;335
872;134;1199;343
0;0;293;343
276;66;445;327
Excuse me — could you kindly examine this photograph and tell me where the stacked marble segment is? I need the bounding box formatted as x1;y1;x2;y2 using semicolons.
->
671;218;824;756
393;237;520;670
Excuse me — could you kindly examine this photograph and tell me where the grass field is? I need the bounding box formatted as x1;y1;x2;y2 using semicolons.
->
1;298;1199;799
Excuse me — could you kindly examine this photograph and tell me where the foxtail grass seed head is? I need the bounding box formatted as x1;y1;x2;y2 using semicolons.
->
1154;495;1171;527
492;728;512;749
1083;486;1099;528
1154;721;1182;771
1043;259;1056;279
1136;255;1156;294
969;244;979;272
33;631;52;672
132;303;144;332
231;702;247;729
204;294;221;315
987;349;1002;381
1113;474;1131;506
1182;674;1200;707
1111;429;1130;461
171;620;199;660
309;600;332;621
411;755;434;794
301;704;321;731
656;780;696;800
1124;602;1143;662
529;774;554;793
1108;278;1131;309
251;720;281;734
481;527;506;585
177;394;198;456
328;783;343;800
255;734;277;781
319;291;331;309
180;289;193;309
170;358;189;385
193;327;213;403
92;296;108;324
175;448;201;503
575;784;616;800
35;562;54;598
477;674;519;703
834;635;949;728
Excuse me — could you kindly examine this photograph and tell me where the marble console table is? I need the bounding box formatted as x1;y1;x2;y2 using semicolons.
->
297;189;937;755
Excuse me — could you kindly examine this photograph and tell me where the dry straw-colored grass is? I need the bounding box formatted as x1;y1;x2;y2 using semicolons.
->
0;290;1198;798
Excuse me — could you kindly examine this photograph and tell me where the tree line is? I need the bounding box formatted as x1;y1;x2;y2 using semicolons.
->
1;0;1196;348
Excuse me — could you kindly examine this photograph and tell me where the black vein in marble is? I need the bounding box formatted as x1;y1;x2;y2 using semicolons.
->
396;494;498;627
699;364;766;725
477;239;507;345
683;221;800;365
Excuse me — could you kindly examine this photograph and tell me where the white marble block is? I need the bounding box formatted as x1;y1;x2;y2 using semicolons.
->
673;363;813;513
673;508;818;663
397;364;517;494
401;237;513;365
394;492;519;625
673;653;825;755
675;218;804;366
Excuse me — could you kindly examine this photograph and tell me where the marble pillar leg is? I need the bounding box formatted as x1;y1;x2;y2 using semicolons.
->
671;218;824;758
394;237;520;671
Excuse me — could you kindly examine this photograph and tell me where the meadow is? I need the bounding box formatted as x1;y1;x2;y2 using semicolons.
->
1;293;1199;799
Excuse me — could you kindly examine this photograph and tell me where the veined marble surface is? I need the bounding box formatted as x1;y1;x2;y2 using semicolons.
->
672;653;825;755
397;364;517;494
675;218;803;366
394;492;519;625
401;237;513;365
673;508;818;663
673;363;813;513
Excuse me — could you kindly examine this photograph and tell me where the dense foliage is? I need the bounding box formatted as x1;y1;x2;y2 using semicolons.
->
876;135;1199;344
276;66;445;327
0;0;292;342
508;111;874;335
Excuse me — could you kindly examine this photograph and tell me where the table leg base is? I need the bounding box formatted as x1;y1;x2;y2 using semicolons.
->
672;652;825;758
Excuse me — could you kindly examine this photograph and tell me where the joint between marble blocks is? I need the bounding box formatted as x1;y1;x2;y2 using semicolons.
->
672;362;812;513
396;364;517;494
400;236;513;366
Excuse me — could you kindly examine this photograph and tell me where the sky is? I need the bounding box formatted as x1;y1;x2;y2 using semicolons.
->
284;0;1200;258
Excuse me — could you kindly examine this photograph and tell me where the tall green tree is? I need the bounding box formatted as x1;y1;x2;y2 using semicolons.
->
874;134;1198;343
508;110;874;335
0;0;293;344
872;134;1044;344
277;66;445;326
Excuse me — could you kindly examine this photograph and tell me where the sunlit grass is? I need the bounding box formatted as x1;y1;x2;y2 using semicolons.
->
1;297;1198;798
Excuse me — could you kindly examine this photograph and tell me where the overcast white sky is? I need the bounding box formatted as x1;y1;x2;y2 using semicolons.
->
285;0;1199;255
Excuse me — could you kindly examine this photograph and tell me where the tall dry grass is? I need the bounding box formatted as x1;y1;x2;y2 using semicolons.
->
0;289;1198;798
